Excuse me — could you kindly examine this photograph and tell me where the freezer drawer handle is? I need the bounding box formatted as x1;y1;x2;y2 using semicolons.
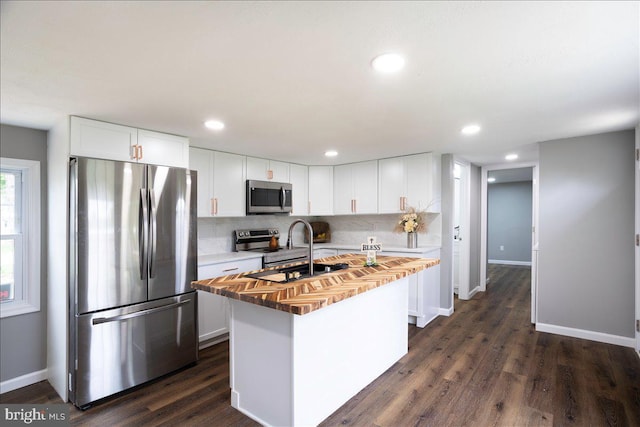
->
91;299;191;325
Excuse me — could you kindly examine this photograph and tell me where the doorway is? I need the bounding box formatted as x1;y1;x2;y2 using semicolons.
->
480;163;539;323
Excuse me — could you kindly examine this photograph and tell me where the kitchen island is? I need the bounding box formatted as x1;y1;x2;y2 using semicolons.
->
192;254;439;426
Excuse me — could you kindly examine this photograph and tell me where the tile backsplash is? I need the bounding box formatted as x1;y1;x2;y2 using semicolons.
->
198;213;441;255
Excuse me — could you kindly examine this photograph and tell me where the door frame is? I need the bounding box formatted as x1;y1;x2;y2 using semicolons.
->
635;125;639;355
454;159;472;300
480;162;539;322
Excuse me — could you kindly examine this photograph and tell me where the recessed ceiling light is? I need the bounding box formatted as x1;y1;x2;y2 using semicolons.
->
204;120;225;130
461;124;481;135
324;150;338;157
487;177;496;183
505;153;519;161
371;53;405;73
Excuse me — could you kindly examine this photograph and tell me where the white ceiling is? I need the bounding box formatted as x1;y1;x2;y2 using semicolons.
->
1;1;638;166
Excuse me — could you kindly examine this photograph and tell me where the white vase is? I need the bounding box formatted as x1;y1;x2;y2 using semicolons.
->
407;232;417;249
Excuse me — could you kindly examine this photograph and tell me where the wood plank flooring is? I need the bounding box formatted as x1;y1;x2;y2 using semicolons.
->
2;265;639;426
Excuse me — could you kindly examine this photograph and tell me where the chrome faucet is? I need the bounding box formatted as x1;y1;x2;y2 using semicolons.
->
286;219;314;276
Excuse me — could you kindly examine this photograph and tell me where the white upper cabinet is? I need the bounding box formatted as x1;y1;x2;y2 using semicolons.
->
308;166;333;215
289;163;309;216
189;147;215;217
136;129;189;168
378;153;441;213
70;116;189;168
246;157;290;182
213;151;246;217
189;148;246;217
70;117;137;162
334;160;378;215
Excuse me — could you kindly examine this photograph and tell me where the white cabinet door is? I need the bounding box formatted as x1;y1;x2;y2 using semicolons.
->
308;166;333;215
378;153;441;213
70;117;190;167
352;160;378;214
70;116;138;162
406;153;441;213
190;149;246;217
246;157;290;182
289;163;309;215
269;160;290;182
382;249;441;327
378;157;405;213
334;161;377;215
246;157;269;181
333;164;353;215
137;129;189;168
197;257;262;346
189;147;214;217
213;151;246;217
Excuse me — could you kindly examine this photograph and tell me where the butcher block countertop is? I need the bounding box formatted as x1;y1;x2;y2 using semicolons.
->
192;254;440;315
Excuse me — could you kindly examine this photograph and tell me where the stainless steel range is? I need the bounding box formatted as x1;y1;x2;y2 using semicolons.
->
234;228;309;268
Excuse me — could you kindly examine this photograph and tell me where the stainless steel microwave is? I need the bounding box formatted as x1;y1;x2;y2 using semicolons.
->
246;180;292;215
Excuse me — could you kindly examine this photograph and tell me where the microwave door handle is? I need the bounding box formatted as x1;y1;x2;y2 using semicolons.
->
280;186;286;209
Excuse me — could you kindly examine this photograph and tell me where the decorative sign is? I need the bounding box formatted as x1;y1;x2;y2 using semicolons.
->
361;236;382;266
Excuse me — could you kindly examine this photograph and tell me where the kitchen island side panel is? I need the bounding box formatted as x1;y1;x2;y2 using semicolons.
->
228;278;408;427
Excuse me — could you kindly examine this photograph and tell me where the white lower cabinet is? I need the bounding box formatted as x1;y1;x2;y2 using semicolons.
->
382;249;441;327
197;257;262;347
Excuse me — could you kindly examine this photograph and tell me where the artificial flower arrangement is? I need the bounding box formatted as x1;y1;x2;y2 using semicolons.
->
394;207;427;233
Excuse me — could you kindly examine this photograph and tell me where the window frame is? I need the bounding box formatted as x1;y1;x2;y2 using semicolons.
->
0;157;40;318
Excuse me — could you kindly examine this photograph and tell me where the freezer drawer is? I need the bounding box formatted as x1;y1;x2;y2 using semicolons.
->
72;293;198;408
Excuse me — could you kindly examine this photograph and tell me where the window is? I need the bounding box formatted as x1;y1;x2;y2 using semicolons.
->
0;157;40;318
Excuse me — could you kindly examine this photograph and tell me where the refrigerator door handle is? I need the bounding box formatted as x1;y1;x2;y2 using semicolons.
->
149;189;157;278
139;188;149;280
91;299;191;325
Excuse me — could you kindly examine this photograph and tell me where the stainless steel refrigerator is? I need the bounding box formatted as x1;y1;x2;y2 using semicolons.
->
68;157;198;408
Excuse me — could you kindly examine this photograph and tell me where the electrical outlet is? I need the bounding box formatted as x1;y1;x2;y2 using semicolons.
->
500;245;504;251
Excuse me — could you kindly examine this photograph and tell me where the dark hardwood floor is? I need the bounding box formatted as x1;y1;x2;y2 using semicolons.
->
2;265;639;426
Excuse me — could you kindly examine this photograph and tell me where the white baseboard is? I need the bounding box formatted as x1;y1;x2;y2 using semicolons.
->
488;259;532;266
0;369;47;394
439;306;454;316
536;323;635;348
468;286;481;298
199;333;229;350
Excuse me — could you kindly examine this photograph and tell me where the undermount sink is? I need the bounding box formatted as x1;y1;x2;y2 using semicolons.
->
245;262;349;283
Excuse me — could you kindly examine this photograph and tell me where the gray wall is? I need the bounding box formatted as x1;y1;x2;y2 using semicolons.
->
0;124;48;382
488;181;532;263
469;164;481;288
538;130;635;338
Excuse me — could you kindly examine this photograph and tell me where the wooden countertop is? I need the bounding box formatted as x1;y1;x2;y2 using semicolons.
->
191;254;440;315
